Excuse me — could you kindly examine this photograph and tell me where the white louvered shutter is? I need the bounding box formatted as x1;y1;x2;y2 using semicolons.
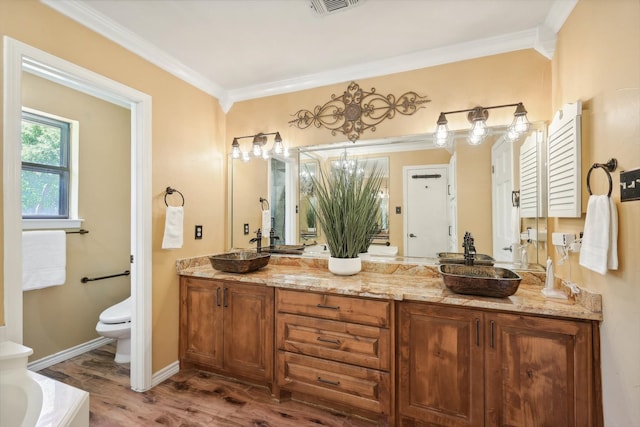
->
547;102;582;218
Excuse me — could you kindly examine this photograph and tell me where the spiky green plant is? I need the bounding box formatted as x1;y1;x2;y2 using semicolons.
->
309;156;383;258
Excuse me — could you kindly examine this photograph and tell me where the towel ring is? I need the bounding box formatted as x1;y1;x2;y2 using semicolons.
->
586;158;617;197
164;186;185;207
259;197;270;210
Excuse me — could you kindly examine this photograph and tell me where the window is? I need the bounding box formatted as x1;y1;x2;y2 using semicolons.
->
21;111;71;219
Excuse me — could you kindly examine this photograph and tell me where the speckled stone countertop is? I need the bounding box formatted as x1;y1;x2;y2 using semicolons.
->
176;254;602;321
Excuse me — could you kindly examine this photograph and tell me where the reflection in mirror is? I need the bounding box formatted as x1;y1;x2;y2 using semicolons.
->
230;123;548;269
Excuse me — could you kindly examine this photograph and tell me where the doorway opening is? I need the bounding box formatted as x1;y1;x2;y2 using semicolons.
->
3;37;153;391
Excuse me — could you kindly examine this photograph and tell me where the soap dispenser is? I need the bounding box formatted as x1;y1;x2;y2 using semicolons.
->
541;257;567;299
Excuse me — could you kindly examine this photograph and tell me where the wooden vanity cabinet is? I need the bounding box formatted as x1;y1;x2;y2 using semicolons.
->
398;302;599;427
275;289;394;424
179;276;274;385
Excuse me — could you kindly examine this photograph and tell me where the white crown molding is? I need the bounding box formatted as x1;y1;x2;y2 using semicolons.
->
42;0;568;113
545;0;579;33
41;0;228;106
225;28;539;107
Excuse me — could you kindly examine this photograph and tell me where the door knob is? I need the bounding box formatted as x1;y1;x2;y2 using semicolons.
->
502;245;513;252
409;233;417;238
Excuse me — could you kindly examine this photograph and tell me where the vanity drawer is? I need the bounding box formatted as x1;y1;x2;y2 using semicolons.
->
276;289;390;327
277;313;390;370
277;351;391;415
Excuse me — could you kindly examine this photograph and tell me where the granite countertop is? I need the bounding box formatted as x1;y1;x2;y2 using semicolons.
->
176;254;602;321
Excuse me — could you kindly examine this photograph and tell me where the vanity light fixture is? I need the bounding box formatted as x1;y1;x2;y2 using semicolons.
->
231;131;287;160
434;102;530;147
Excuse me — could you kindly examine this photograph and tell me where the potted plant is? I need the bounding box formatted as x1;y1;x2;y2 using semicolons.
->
309;156;383;275
305;203;316;233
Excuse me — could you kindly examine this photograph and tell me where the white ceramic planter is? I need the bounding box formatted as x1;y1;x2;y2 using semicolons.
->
328;256;361;276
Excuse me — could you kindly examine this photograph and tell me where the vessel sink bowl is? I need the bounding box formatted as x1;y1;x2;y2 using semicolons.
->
261;244;305;255
437;252;495;266
209;251;270;273
438;264;522;298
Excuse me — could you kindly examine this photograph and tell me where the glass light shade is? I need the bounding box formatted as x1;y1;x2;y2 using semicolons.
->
467;132;485;145
272;139;283;154
506;127;520;142
470;117;488;138
252;142;262;157
231;141;241;159
435;124;450;146
262;149;270;160
510;114;530;134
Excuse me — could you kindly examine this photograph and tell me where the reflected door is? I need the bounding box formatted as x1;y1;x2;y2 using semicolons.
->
491;138;516;262
404;165;449;257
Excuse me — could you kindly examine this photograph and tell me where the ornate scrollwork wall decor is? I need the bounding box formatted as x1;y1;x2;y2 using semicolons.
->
289;82;431;142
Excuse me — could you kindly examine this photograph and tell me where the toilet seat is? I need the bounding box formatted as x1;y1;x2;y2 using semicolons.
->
99;297;131;324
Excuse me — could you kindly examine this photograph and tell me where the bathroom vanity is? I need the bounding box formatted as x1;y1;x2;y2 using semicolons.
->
177;255;602;427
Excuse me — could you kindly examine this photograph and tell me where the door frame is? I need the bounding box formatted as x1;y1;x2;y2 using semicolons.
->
2;37;153;391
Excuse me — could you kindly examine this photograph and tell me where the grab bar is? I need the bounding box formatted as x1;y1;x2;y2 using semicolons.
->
66;229;89;235
81;270;130;284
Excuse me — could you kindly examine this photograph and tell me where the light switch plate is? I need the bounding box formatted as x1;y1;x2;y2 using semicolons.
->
620;168;640;202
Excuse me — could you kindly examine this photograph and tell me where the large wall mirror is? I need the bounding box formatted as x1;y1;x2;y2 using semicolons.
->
229;123;548;269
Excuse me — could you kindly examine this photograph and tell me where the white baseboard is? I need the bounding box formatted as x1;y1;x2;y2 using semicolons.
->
28;337;114;372
151;360;180;388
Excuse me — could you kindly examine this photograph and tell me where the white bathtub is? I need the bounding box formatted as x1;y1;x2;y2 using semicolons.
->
0;341;89;427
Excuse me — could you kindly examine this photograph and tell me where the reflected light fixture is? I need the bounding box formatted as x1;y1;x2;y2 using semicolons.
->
231;131;287;160
434;102;530;147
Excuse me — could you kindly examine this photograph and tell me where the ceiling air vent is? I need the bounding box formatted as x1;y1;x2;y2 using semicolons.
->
309;0;362;16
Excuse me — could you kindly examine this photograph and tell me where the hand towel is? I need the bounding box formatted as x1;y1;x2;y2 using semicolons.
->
261;209;271;234
579;195;613;275
162;206;184;249
608;197;618;270
22;230;66;291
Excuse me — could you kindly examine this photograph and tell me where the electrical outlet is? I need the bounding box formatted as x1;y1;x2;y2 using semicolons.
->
243;223;250;235
194;225;203;239
395;206;401;214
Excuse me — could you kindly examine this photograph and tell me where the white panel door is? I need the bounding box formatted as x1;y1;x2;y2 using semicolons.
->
404;165;449;257
491;138;516;262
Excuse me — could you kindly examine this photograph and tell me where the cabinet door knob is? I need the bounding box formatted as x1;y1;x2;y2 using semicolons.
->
409;233;417;238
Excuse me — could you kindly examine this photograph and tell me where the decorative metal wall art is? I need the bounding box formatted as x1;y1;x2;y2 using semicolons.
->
289;82;430;142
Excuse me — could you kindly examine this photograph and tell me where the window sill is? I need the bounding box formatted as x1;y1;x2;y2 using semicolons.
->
22;219;84;230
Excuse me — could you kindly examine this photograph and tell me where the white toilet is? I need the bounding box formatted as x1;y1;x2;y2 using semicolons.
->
95;297;132;364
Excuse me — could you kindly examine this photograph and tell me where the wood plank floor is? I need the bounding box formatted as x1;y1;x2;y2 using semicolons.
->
39;344;378;426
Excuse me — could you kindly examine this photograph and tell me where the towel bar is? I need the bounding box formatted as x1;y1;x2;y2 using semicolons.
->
587;158;617;197
81;270;130;284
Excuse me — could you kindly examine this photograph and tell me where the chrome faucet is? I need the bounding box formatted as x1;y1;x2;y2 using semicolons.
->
463;232;476;266
249;228;262;253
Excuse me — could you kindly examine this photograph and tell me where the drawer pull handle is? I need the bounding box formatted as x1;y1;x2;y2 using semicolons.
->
317;336;341;345
316;304;340;310
317;377;340;387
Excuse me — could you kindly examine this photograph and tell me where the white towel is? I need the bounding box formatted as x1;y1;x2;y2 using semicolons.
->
579;195;617;275
608;197;618;270
162;206;184;249
261;209;271;234
22;230;66;291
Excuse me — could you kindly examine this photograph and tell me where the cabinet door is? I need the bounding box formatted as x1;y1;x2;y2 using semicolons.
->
398;303;483;427
179;277;223;370
484;312;593;427
223;282;274;382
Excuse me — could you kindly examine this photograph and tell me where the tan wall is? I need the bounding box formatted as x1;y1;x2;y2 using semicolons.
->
22;73;131;360
551;0;640;423
1;0;227;373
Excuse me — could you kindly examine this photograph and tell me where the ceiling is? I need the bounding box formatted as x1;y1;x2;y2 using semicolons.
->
43;0;577;111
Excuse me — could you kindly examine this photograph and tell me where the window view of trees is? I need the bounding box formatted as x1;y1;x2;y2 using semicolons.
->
21;111;70;218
